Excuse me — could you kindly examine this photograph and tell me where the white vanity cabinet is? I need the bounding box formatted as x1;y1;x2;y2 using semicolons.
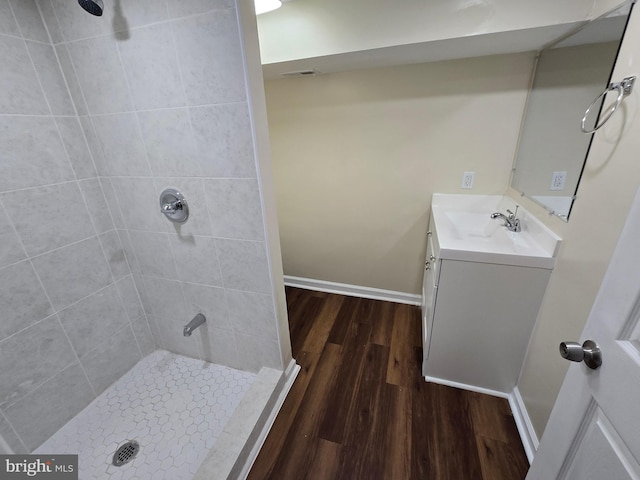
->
421;195;560;394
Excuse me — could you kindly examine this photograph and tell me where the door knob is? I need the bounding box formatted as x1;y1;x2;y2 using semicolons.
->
559;340;602;369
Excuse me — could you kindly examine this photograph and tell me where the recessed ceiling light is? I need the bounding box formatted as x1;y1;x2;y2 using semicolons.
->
255;0;282;15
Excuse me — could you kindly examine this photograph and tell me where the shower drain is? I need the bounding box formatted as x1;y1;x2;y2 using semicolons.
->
112;440;140;467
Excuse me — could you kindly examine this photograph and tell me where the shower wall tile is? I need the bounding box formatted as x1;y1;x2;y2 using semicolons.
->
128;231;178;279
36;0;63;44
0;0;19;37
55;44;88;115
91;113;151;176
138;109;200;178
32;236;112;311
200;326;238;367
58;283;128;358
57;117;98;179
0;413;27;454
226;289;278;340
234;333;281;371
117;229;141;274
0;204;26;269
116;275;145;321
133;274;154;314
142;276;188;321
153;314;201;359
99;230;129;280
173;9;246;106
110;178;166;232
4;363;94;451
9;0;49;43
26;41;75;115
131;315;155;356
145;314;163;350
118;23;185;110
167;0;233;18
155;178;212;236
169;234;223;286
50;0;113;42
67;36;133;114
215;239;271;294
182;283;230;331
0;315;76;409
0;261;53;340
1;0;286;380
0;115;75;191
116;0;169;30
100;178;125;229
0;35;48;114
2;183;94;256
79;178;114;234
82;324;141;395
190;104;256;178
204;178;264;240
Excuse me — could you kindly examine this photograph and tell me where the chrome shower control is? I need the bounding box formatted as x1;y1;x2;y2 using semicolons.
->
160;188;189;224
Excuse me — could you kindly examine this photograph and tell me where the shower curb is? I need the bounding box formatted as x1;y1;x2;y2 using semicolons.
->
193;359;300;480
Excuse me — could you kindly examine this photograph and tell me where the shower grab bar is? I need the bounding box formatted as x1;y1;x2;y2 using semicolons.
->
581;76;636;134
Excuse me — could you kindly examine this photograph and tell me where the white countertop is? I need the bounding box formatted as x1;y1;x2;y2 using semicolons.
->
431;194;561;269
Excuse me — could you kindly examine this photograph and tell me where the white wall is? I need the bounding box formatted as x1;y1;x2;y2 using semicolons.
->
266;53;534;293
258;0;596;65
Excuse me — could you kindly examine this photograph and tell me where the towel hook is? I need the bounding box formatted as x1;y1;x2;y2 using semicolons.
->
581;76;636;134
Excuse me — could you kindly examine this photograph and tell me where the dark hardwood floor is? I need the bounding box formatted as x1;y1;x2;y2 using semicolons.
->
248;287;529;479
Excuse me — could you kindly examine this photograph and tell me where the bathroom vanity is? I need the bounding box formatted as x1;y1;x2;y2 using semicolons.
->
421;194;561;394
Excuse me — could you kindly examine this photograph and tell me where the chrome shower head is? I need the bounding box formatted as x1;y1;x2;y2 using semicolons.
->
78;0;103;16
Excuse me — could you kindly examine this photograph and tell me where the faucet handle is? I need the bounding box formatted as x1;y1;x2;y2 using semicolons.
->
506;206;519;219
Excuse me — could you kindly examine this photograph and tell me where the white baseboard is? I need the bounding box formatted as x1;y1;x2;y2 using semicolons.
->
424;375;510;399
237;359;301;479
284;275;422;306
425;376;538;464
509;386;539;464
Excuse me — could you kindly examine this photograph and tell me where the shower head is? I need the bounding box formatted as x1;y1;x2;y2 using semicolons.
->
78;0;103;16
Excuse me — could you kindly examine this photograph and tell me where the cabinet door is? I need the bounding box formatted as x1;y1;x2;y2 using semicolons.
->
421;231;438;374
421;268;437;373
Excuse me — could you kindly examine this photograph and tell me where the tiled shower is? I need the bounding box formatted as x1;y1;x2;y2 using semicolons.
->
0;0;286;462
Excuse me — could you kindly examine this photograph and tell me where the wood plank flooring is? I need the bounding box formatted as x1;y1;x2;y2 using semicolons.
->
248;288;529;479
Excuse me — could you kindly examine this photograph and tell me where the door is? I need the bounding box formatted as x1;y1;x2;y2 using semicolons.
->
527;188;640;479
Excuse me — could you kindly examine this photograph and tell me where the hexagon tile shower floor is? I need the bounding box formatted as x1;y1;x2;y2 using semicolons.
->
35;350;256;479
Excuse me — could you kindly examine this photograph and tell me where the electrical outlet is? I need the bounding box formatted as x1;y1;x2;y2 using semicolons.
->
550;171;567;191
462;172;475;189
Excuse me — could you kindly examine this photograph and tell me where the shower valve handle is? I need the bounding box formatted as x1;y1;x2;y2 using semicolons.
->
159;188;189;224
161;199;183;214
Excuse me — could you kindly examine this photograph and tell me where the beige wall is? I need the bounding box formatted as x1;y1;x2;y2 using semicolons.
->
265;53;534;293
515;6;640;439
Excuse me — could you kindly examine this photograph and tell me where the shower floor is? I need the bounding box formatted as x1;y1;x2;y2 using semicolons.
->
35;350;256;480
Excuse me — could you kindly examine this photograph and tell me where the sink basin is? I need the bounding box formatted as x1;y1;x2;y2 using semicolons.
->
431;194;561;269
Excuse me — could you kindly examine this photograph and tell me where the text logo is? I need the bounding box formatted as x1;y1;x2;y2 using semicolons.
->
1;455;77;479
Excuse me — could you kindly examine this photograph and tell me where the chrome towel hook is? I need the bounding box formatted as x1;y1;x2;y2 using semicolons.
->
581;76;636;134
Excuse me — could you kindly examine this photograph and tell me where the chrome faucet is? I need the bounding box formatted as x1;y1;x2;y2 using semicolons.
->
490;206;521;232
183;313;206;337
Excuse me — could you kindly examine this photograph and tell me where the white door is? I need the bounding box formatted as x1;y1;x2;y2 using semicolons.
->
527;188;640;479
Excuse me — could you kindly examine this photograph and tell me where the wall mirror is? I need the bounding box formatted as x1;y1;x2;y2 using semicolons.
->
510;2;633;221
